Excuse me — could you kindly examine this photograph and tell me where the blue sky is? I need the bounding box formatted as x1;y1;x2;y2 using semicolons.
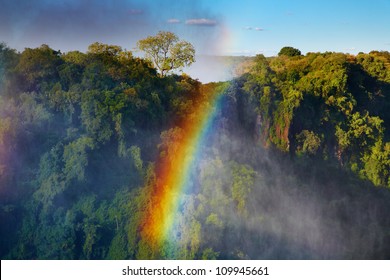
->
1;0;389;57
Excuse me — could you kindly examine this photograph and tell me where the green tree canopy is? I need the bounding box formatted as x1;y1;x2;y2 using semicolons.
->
137;31;195;76
278;46;302;57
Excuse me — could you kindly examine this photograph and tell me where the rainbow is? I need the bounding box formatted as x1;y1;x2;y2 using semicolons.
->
140;83;228;251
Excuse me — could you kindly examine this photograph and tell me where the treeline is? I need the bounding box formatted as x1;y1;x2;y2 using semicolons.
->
0;42;390;259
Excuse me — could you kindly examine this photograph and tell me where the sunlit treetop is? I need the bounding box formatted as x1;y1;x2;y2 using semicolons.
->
137;31;195;77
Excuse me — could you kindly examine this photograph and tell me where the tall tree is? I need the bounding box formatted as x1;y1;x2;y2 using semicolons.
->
137;31;195;76
278;46;302;57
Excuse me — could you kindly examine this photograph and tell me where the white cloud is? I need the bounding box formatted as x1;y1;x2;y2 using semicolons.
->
167;18;180;24
185;18;217;26
243;27;264;31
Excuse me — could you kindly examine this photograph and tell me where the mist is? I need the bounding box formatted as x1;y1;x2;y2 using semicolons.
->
1;41;390;260
167;81;390;259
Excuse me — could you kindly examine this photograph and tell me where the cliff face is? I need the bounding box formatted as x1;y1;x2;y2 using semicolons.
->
233;51;390;187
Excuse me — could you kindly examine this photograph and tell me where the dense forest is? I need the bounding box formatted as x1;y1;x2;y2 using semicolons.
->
0;41;390;259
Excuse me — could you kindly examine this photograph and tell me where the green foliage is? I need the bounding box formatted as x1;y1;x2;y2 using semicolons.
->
238;51;389;188
231;162;257;215
356;51;390;82
19;92;52;125
278;46;302;57
0;41;184;259
0;43;18;91
1;40;390;261
335;111;384;170
360;141;390;186
15;44;62;91
129;145;143;174
201;248;219;260
88;42;124;57
137;31;195;76
63;137;94;182
295;130;321;156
